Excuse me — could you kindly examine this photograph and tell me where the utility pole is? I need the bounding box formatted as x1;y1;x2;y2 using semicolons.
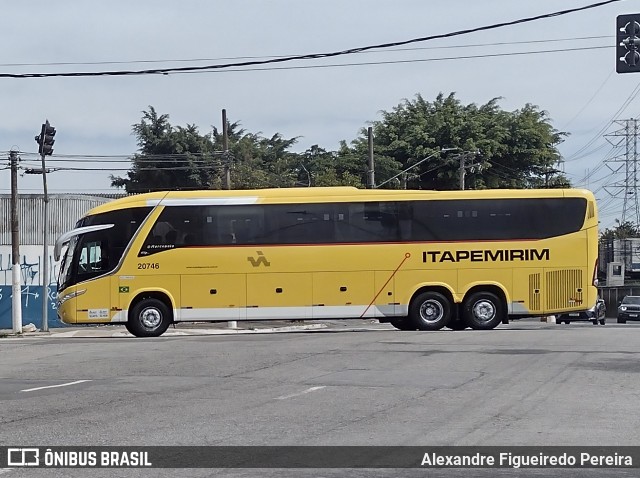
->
10;149;22;334
222;109;230;190
375;148;459;189
367;127;375;188
457;151;481;190
222;109;235;329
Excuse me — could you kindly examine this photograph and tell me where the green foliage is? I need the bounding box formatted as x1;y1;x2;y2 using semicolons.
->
115;94;572;193
600;220;640;244
111;107;221;192
341;93;569;190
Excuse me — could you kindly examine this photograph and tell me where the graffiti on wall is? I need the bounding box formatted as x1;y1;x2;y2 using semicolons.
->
0;245;65;329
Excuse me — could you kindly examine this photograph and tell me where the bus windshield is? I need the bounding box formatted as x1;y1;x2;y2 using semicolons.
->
58;236;78;291
58;206;152;290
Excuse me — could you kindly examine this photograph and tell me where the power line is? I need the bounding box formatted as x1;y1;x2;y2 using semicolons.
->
564;81;640;161
176;45;611;75
561;70;615;130
0;0;622;79
0;35;612;69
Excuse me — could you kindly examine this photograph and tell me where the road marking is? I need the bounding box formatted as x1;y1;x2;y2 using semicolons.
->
20;380;91;393
0;468;13;475
275;386;326;400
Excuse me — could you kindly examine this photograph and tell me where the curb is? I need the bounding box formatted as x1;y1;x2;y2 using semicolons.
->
0;323;329;338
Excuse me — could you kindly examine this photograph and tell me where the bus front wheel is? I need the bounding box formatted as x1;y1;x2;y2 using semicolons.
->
128;298;172;337
463;291;504;330
409;291;451;331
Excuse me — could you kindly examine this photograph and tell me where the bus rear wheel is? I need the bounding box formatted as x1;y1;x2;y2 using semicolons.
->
463;291;504;330
409;291;451;331
128;298;172;337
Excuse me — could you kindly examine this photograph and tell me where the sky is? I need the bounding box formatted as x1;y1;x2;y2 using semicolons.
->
1;0;639;229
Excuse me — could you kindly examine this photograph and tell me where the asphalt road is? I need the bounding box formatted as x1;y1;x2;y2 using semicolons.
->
1;319;640;478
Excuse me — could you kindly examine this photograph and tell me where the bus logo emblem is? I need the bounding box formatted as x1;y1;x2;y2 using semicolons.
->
247;251;271;267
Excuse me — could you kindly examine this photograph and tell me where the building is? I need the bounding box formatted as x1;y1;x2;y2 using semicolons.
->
0;194;122;329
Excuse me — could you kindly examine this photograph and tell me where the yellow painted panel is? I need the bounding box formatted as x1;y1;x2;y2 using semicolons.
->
76;276;113;323
181;274;246;310
375;270;396;317
116;274;181;312
312;271;374;306
457;268;512;300
512;268;543;314
246;273;312;308
394;269;458;305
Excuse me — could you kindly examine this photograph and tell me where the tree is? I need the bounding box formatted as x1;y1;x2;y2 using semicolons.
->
112;107;305;192
340;93;570;190
600;220;640;243
111;107;222;192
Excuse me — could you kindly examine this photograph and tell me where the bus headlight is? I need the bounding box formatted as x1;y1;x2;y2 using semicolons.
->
57;289;86;307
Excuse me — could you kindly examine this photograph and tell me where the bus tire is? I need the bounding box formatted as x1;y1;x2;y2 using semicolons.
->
389;318;416;331
463;291;504;330
409;291;451;331
128;298;172;337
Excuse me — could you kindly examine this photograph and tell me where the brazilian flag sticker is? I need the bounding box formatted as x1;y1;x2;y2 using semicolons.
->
119;286;130;293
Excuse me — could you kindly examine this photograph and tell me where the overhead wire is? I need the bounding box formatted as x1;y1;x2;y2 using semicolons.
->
564;81;640;161
0;0;622;78
0;35;612;69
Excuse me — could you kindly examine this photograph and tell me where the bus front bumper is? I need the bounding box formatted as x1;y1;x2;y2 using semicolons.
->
56;289;85;324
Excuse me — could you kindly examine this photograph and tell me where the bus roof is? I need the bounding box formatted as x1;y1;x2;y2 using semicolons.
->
84;187;596;217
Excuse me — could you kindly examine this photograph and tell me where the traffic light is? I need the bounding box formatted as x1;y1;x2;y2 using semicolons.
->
617;14;640;73
35;120;56;156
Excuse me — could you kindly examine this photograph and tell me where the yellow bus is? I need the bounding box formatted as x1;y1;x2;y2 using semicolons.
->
54;187;599;337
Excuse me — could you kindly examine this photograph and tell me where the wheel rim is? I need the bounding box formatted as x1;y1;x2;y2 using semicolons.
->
419;299;444;324
140;307;162;330
472;300;496;323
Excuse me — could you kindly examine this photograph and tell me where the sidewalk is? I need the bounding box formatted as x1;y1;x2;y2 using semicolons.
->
0;320;333;338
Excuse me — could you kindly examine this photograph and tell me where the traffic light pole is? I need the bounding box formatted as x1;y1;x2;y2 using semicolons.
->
10;149;22;334
35;119;55;332
40;143;49;332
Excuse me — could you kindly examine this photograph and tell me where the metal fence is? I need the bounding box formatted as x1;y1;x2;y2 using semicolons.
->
0;194;122;245
599;286;640;318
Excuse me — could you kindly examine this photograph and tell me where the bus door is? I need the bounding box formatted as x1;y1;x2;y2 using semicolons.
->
74;237;113;323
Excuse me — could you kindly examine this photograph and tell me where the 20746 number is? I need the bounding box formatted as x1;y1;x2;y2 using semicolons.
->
137;263;160;270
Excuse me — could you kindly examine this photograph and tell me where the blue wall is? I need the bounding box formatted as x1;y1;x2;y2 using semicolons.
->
0;285;67;329
0;247;67;330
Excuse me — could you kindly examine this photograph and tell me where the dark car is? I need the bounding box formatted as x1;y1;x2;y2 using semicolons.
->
617;295;640;323
556;298;606;325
